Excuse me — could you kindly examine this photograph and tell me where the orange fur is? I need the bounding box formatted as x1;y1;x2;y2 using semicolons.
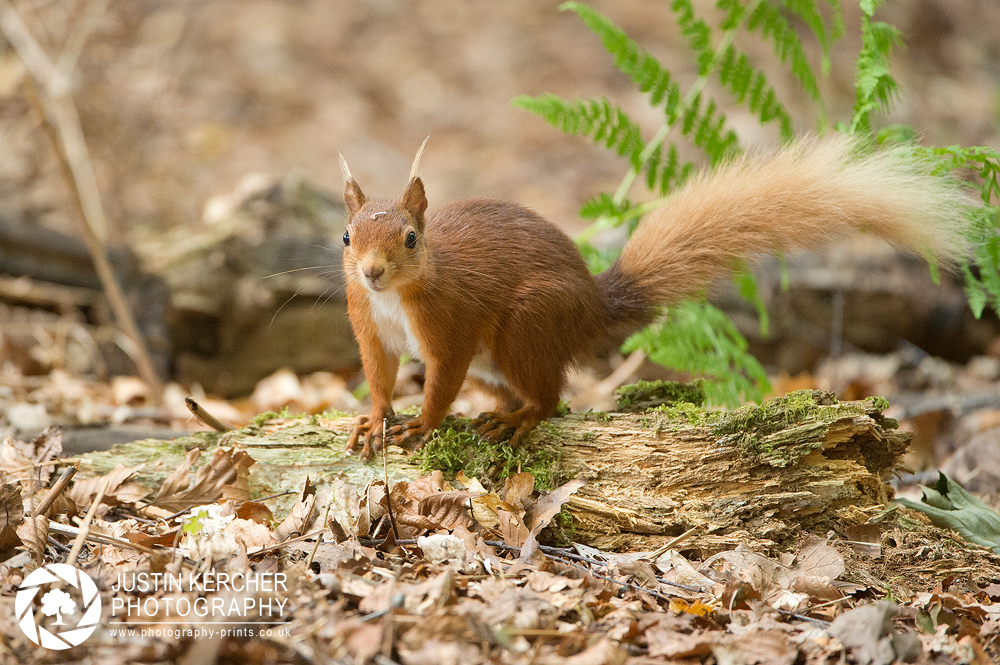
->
340;136;971;459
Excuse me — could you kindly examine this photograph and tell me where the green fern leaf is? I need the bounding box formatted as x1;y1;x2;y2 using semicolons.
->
623;301;771;407
718;46;794;140
851;0;903;132
579;192;632;220
512;94;645;166
560;3;683;116
747;1;821;102
670;0;713;73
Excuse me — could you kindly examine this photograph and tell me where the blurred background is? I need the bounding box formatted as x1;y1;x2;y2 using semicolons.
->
1;0;999;489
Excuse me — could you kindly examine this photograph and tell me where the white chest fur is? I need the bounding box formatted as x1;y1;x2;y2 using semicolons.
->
365;291;508;386
367;291;422;359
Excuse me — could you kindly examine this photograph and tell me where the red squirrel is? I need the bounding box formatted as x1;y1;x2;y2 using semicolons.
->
339;136;968;460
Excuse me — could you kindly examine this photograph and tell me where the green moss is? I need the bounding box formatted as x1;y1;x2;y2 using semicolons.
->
250;411;280;427
415;417;565;491
649;401;713;427
711;390;882;466
615;380;705;412
867;396;891;411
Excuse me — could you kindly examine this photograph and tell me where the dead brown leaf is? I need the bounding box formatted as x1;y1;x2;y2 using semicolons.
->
226;517;278;551
236;500;276;526
526;477;586;531
153;447;256;511
15;514;47;563
0;483;24;552
67;463;150;508
501;471;535;510
0;426;63;479
828;602;904;665
539;637;626;665
274;493;313;541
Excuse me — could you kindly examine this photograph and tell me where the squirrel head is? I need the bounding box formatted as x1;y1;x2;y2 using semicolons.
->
339;141;429;294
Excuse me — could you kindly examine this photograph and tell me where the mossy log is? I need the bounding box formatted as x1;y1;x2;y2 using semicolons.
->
76;390;908;554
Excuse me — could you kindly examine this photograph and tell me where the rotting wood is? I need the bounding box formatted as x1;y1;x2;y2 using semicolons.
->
74;390;909;555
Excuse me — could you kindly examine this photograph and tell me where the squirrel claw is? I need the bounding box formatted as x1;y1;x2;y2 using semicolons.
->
384;418;432;450
474;409;543;447
346;413;391;461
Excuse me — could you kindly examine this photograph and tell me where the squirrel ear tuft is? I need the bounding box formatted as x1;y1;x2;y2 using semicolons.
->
339;152;366;218
402;138;429;225
338;152;353;182
409;136;429;182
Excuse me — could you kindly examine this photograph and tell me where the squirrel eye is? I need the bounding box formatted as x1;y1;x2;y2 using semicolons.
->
405;230;417;249
342;230;350;247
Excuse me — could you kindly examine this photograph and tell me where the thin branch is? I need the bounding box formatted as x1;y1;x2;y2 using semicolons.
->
185;396;235;432
66;475;108;563
0;1;164;399
30;461;79;517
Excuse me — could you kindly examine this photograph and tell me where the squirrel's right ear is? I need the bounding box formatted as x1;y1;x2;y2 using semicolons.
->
339;153;366;218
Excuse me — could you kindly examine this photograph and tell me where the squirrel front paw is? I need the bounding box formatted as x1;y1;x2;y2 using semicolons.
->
384;418;433;451
345;411;392;461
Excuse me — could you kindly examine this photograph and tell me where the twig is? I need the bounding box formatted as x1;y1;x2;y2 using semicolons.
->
0;1;164;400
252;528;327;557
381;418;400;543
66;475;108;563
185;396;235;432
30;461;79;517
8;457;86;474
307;500;334;570
48;521;161;556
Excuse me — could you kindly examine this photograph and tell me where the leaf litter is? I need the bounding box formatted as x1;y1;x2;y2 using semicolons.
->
0;430;998;664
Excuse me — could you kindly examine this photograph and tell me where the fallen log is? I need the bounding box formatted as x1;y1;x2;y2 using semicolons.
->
74;388;908;554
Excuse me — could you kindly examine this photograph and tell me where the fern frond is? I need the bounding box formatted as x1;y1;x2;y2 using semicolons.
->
670;0;713;74
579;192;632;220
679;94;739;165
622;301;771;407
850;0;902;132
747;1;821;103
910;143;1000;317
645;142;698;195
717;45;794;140
780;0;844;75
733;266;770;338
512;94;645;167
560;2;683;115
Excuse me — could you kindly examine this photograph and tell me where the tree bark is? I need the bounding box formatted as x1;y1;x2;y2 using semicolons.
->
76;390;908;554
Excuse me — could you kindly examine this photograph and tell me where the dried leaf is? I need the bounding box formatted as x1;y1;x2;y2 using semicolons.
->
0;483;24;552
413;491;474;530
829;602;902;665
793;536;845;580
274;493;313;541
236;500;276;526
501;472;535;510
226;517;278;552
154;447;256;511
15;514;47;562
67;464;150;508
526;477;585;531
127;528;181;548
844;523;883;558
0;427;63;478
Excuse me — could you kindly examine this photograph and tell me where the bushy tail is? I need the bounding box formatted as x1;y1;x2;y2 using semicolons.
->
596;134;972;342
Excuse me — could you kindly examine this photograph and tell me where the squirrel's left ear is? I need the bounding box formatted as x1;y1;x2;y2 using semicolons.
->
339;153;366;219
401;137;429;226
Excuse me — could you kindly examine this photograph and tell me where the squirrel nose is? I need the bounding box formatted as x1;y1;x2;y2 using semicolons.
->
364;266;385;281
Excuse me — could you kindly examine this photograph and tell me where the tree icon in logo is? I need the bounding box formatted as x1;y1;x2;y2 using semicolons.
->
15;563;101;649
41;588;76;626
